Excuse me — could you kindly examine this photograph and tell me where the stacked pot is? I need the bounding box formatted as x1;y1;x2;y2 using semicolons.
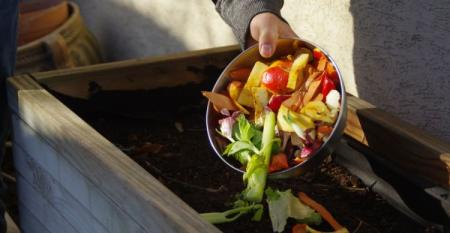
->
16;0;103;73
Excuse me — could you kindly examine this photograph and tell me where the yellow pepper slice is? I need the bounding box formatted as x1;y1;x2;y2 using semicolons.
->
301;101;335;124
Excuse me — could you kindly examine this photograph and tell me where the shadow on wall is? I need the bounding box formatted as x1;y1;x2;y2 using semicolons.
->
350;0;450;143
75;0;187;61
350;0;450;228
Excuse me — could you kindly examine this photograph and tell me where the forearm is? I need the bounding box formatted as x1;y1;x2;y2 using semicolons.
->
213;0;284;48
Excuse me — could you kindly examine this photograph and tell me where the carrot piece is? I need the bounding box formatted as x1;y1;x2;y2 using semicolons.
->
292;224;307;233
302;77;322;106
298;192;344;231
317;125;333;135
268;153;289;173
229;68;252;81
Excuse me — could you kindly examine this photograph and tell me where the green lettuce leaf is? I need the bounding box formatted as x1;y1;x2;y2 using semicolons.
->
266;188;322;232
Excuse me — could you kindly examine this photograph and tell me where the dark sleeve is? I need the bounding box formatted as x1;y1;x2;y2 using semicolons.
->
0;0;18;80
213;0;284;49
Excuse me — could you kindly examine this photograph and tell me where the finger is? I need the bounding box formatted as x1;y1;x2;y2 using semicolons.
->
258;28;278;58
279;24;299;39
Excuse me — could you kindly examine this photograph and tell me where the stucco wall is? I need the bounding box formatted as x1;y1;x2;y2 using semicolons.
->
73;0;450;142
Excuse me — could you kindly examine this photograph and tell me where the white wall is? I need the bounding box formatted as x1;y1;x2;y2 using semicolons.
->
74;0;450;142
72;0;236;60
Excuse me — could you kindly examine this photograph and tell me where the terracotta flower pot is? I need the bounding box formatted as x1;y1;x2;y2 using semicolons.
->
16;2;103;74
18;0;69;46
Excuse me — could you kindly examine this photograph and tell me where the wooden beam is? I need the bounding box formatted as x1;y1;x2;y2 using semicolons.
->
16;178;79;233
31;45;241;99
7;75;221;233
344;94;450;188
12;114;148;233
14;144;110;233
19;203;51;233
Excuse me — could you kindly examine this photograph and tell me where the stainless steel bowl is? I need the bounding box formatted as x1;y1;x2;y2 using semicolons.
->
206;38;347;179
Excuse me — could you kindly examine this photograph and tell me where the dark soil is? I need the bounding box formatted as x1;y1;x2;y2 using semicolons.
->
51;79;435;233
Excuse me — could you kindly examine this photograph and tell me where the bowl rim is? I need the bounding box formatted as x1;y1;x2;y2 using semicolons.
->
206;37;347;178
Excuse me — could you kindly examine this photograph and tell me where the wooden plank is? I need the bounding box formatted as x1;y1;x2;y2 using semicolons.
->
13;144;110;233
344;95;450;188
19;203;50;233
31;45;240;99
16;175;79;233
11;115;147;233
7;80;220;233
344;94;373;144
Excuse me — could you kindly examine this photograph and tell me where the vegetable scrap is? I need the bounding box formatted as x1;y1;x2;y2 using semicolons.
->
203;45;341;173
201;43;345;232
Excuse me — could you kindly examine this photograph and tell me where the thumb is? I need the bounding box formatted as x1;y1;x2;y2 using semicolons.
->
258;28;278;58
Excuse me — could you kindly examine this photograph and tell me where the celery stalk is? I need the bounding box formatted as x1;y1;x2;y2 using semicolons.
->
243;111;276;202
200;204;263;224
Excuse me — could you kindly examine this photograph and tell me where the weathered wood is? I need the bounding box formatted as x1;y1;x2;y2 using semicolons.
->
7;75;221;233
13;144;109;233
344;95;373;144
12;114;146;233
16;177;79;233
19;203;50;233
32;45;240;98
344;95;450;188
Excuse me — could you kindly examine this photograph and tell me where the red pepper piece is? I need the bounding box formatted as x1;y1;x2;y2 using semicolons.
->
321;73;336;100
313;48;324;61
267;95;291;112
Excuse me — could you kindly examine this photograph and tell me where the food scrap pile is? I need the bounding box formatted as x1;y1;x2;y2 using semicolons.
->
202;43;347;232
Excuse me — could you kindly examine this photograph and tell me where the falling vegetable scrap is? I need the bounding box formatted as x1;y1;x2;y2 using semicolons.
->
201;44;345;232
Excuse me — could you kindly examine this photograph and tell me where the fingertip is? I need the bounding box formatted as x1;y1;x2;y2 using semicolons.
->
259;31;277;58
260;43;273;58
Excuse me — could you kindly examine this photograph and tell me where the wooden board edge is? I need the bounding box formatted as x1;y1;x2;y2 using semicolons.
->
7;74;43;91
16;177;79;233
32;45;240;84
344;95;450;188
18;202;51;233
12;115;148;233
11;87;221;233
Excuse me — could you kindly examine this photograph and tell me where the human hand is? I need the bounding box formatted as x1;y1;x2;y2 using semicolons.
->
247;12;298;58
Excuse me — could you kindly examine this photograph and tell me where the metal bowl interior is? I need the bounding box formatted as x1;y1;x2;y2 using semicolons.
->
206;38;347;179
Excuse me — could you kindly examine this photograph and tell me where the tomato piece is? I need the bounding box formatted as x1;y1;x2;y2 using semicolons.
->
262;66;289;93
268;153;289;173
267;94;290;112
321;74;336;99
